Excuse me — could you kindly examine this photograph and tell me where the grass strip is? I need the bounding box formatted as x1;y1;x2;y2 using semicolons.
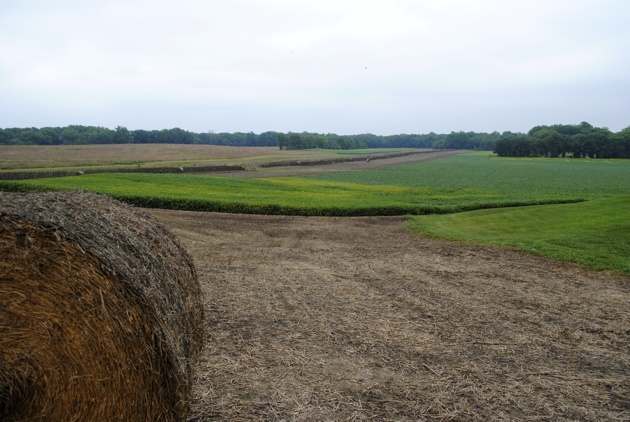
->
406;196;630;276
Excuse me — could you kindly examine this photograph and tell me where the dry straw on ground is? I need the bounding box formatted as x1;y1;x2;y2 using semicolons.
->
0;191;203;421
151;210;629;421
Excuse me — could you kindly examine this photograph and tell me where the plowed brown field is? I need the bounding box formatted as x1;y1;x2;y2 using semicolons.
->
150;209;630;421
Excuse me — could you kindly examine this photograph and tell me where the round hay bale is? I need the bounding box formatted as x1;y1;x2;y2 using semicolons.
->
0;191;204;421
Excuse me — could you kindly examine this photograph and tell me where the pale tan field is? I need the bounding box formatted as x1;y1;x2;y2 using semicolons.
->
0;144;341;170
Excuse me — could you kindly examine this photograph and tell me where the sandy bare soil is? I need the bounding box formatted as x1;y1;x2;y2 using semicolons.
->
149;210;630;421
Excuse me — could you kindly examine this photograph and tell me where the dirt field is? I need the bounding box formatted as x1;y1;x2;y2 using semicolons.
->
221;149;465;178
149;210;630;421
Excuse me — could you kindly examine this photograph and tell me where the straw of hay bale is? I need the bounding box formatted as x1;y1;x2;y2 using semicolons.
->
0;191;204;421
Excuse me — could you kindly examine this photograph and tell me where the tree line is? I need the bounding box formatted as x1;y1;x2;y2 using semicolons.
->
2;123;628;157
0;125;519;151
276;131;508;150
0;126;279;147
493;122;630;159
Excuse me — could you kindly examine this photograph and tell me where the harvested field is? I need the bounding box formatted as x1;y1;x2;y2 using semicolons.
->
150;210;630;421
0;192;203;421
0;144;294;170
0;144;393;171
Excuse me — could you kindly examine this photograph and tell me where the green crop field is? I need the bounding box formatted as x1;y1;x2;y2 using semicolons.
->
307;152;630;202
1;151;628;274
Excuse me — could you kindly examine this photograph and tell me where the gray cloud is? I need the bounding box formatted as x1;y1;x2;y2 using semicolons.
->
1;0;628;134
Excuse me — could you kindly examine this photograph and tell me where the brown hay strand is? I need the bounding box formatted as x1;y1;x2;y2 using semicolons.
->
0;191;204;421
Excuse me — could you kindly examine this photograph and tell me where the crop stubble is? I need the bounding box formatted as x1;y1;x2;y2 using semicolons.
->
150;210;630;421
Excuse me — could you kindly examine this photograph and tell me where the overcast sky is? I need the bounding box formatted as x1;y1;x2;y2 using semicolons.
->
1;0;628;135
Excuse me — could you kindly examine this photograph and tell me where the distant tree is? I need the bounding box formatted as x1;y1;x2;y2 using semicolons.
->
195;130;217;145
113;126;132;144
132;129;154;144
337;136;353;149
590;130;612;158
493;138;510;156
494;123;626;159
257;131;278;146
60;127;82;144
165;128;194;144
445;131;470;149
612;127;630;158
17;128;48;145
492;132;528;156
0;128;12;145
287;133;307;149
351;133;380;148
546;131;566;157
570;134;587;158
471;132;501;151
277;133;288;150
40;127;62;145
86;127;115;144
